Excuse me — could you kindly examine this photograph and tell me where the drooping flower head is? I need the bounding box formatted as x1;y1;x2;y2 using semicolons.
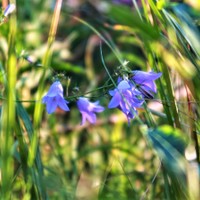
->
130;71;162;99
108;79;144;123
3;4;16;17
77;97;104;125
42;81;70;114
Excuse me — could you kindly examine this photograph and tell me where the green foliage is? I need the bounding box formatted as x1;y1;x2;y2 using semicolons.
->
0;0;200;199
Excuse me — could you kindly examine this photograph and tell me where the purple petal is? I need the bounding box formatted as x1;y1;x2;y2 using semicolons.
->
93;105;105;112
117;80;130;90
117;77;123;83
108;92;121;108
80;111;96;125
77;97;89;112
77;97;104;125
132;71;162;84
57;95;70;111
46;81;64;97
46;98;58;114
109;89;116;96
119;100;129;114
141;81;157;93
86;112;96;124
80;112;86;125
42;95;48;103
127;109;137;121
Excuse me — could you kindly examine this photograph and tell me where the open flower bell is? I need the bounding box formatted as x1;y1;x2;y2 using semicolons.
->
77;97;104;125
42;81;70;114
108;80;143;123
131;71;162;99
108;70;162;123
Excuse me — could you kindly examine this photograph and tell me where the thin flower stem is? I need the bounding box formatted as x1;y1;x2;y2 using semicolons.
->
100;43;117;88
143;102;157;128
140;161;161;200
67;84;114;99
72;15;124;66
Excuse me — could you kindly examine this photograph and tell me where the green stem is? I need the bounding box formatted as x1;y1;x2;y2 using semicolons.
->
28;0;63;167
27;0;63;199
161;64;181;128
0;5;17;198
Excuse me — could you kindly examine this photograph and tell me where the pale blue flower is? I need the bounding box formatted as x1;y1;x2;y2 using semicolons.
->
77;97;104;125
42;81;70;114
131;71;162;99
108;80;143;123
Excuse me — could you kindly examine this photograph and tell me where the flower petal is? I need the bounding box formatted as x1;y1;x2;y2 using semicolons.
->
80;111;96;124
57;95;70;111
80;112;87;125
42;95;48;103
142;81;157;93
46;81;63;97
46;98;58;114
109;89;116;96
77;97;89;112
77;97;104;125
117;80;130;90
132;71;162;84
86;112;96;124
108;92;121;108
92;101;105;112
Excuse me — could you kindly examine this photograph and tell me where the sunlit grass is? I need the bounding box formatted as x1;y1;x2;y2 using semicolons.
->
0;0;199;199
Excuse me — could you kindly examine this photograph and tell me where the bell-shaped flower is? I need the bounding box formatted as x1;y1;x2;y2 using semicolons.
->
77;97;105;125
131;71;162;99
108;80;144;123
42;81;70;114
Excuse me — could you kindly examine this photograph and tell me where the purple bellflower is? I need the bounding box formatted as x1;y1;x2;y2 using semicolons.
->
130;71;162;99
42;81;70;114
108;79;144;123
77;97;105;125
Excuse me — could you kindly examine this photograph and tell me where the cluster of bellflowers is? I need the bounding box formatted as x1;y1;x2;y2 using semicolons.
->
42;69;162;125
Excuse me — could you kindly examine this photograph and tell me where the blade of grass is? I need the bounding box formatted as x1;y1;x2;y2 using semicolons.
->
16;102;46;199
0;2;16;198
28;0;63;170
27;1;64;199
72;15;124;66
162;64;181;128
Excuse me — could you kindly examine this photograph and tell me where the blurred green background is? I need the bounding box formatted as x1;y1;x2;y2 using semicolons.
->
0;0;200;199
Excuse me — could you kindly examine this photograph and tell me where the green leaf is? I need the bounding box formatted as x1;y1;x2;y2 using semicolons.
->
52;60;85;74
167;3;200;59
16;102;48;199
108;5;160;40
147;125;188;174
16;102;34;139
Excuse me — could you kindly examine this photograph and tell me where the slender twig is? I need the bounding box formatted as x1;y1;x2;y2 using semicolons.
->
140;161;162;200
